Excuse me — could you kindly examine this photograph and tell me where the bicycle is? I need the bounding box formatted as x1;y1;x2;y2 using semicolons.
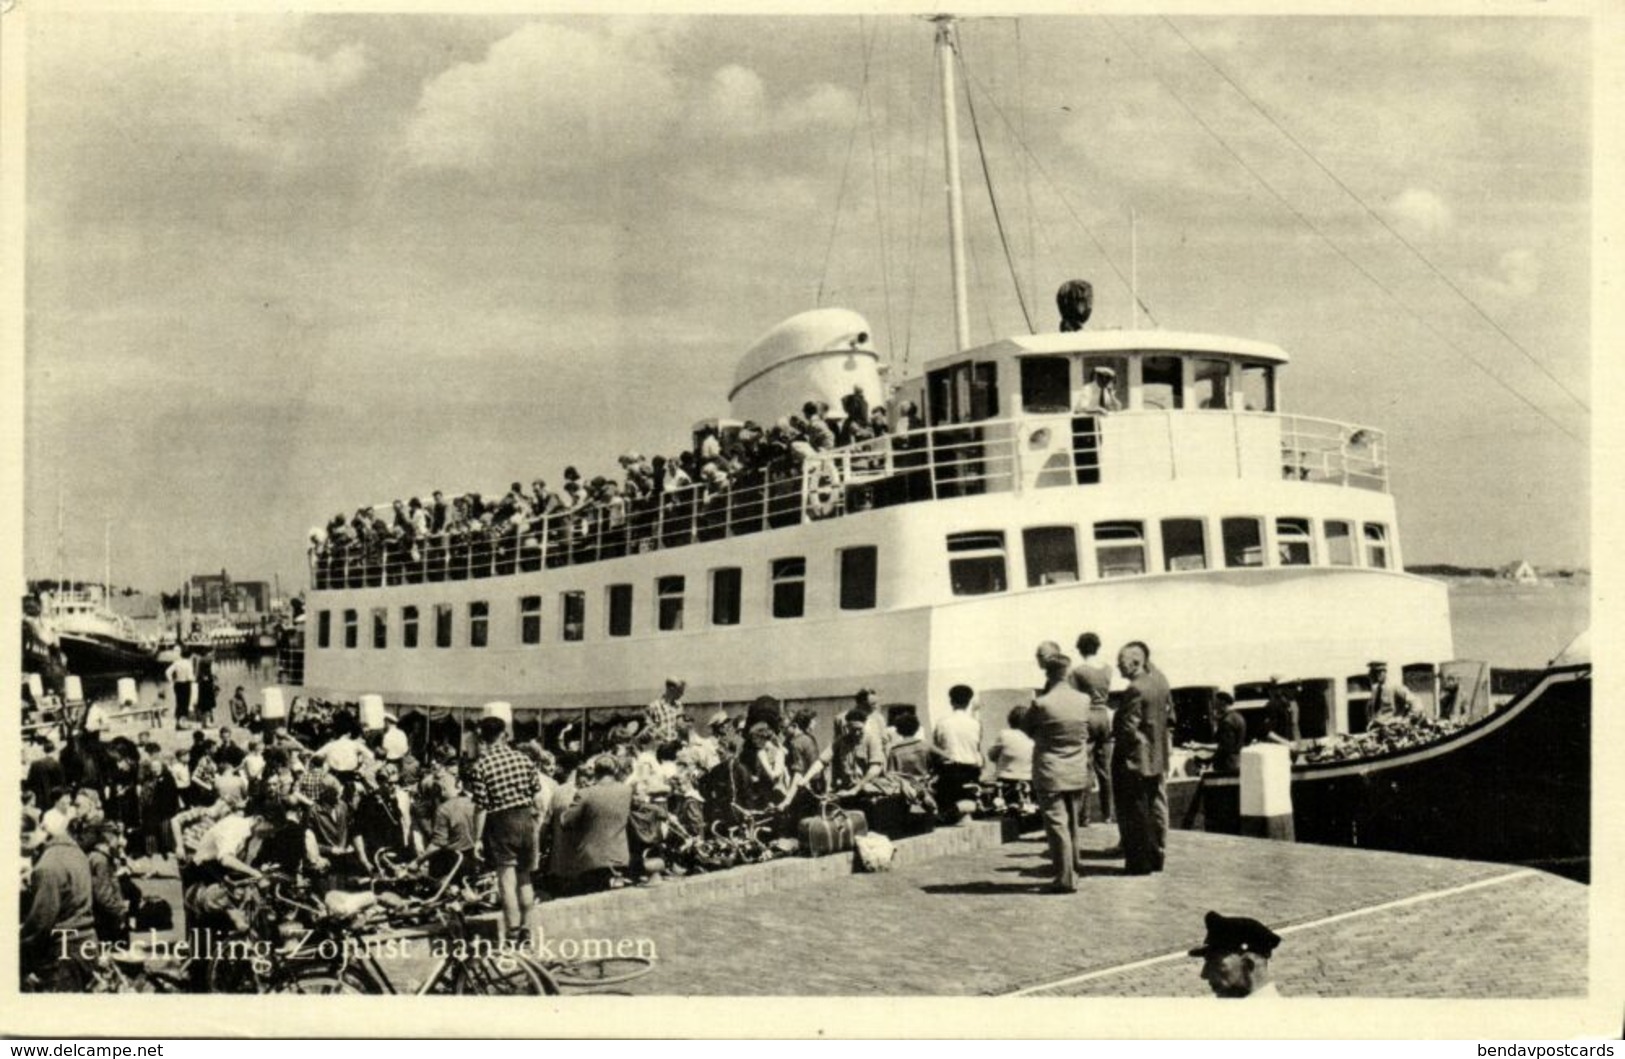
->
326;886;559;996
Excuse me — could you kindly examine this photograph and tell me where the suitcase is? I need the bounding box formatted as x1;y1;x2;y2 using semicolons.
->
798;808;868;857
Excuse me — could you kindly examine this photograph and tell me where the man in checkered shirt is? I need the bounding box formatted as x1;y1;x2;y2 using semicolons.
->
643;677;687;743
470;716;541;940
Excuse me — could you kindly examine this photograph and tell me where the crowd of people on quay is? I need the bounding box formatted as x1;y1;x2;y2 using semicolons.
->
307;387;928;587
19;631;1434;991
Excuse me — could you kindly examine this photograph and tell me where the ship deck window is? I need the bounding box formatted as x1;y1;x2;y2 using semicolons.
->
469;601;489;648
1094;521;1147;579
1326;520;1355;566
434;604;453;648
1161;518;1208;572
1277;518;1314;566
1078;356;1128;413
343;609;358;649
771;558;806;619
606;584;633;637
317;610;331;649
712;567;742;626
1024;526;1079;587
1364;523;1391;569
657;576;685;632
402;605;420;648
372;608;387;650
839;546;878;610
519;596;541;645
1142;355;1183;410
1240;362;1276;412
948;531;1008;596
562;591;585;642
1020;356;1072;414
1193;358;1232;410
928;361;1000;425
1222;517;1265;568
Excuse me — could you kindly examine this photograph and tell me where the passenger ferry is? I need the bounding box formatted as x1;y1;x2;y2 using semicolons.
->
298;19;1454;750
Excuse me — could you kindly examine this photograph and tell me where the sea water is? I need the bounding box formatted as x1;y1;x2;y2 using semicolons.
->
1446;579;1590;668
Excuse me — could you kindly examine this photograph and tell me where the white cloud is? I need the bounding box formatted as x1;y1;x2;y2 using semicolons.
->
1475;248;1542;300
401;21;681;172
688;64;859;139
699;65;769;133
1385;187;1453;239
31;16;367;167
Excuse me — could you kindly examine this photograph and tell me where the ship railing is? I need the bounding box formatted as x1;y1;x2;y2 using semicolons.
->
304;412;1379;588
1278;415;1388;491
306;420;1021;589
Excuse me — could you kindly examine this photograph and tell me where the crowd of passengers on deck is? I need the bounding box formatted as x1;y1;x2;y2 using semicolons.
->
308;389;927;588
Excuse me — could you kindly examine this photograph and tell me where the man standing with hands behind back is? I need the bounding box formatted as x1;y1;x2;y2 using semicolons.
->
1112;640;1171;875
1022;641;1093;895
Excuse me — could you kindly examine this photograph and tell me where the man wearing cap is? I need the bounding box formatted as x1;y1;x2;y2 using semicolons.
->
1189;910;1283;998
1113;640;1172;875
1077;366;1122;413
1367;661;1412;725
1021;642;1093;894
21;809;97;990
469;713;541;941
644;679;687;744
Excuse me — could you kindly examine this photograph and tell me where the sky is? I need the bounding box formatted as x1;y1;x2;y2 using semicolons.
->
18;10;1595;593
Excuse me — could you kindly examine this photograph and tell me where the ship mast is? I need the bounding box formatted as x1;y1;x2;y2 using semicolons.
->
934;15;971;352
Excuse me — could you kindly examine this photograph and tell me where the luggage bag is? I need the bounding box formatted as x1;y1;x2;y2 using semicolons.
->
798;807;869;857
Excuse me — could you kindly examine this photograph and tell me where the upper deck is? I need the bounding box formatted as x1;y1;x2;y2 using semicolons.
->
307;405;1387;591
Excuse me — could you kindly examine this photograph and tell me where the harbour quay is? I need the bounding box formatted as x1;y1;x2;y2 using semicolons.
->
576;826;1585;998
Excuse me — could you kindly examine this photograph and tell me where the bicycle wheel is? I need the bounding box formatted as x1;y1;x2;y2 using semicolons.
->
549;955;655;990
450;952;558;996
280;962;385;995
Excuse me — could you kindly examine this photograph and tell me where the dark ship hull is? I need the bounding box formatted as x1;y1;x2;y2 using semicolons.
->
1172;663;1590;879
22;619;67;692
57;630;161;678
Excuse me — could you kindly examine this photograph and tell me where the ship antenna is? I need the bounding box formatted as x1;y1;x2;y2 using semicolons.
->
933;15;971;352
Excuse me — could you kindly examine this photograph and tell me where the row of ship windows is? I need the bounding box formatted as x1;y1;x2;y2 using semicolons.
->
953;516;1391;594
312;515;1391;649
314;546;879;649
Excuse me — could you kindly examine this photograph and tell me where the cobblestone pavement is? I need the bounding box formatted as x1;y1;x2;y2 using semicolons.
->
593;827;1585;997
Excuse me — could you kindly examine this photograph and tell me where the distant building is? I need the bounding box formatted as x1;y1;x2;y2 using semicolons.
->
186;571;272;615
1499;560;1539;584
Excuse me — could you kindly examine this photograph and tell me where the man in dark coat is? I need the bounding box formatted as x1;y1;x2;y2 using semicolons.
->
1211;693;1248;774
555;756;632;894
1022;642;1093;894
1112;640;1171;875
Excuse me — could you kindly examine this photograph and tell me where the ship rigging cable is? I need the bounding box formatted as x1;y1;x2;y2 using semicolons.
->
956;34;1036;333
816;18;879;309
1102;19;1583;446
865;19;898;360
956;55;1160;327
1159;17;1590;418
